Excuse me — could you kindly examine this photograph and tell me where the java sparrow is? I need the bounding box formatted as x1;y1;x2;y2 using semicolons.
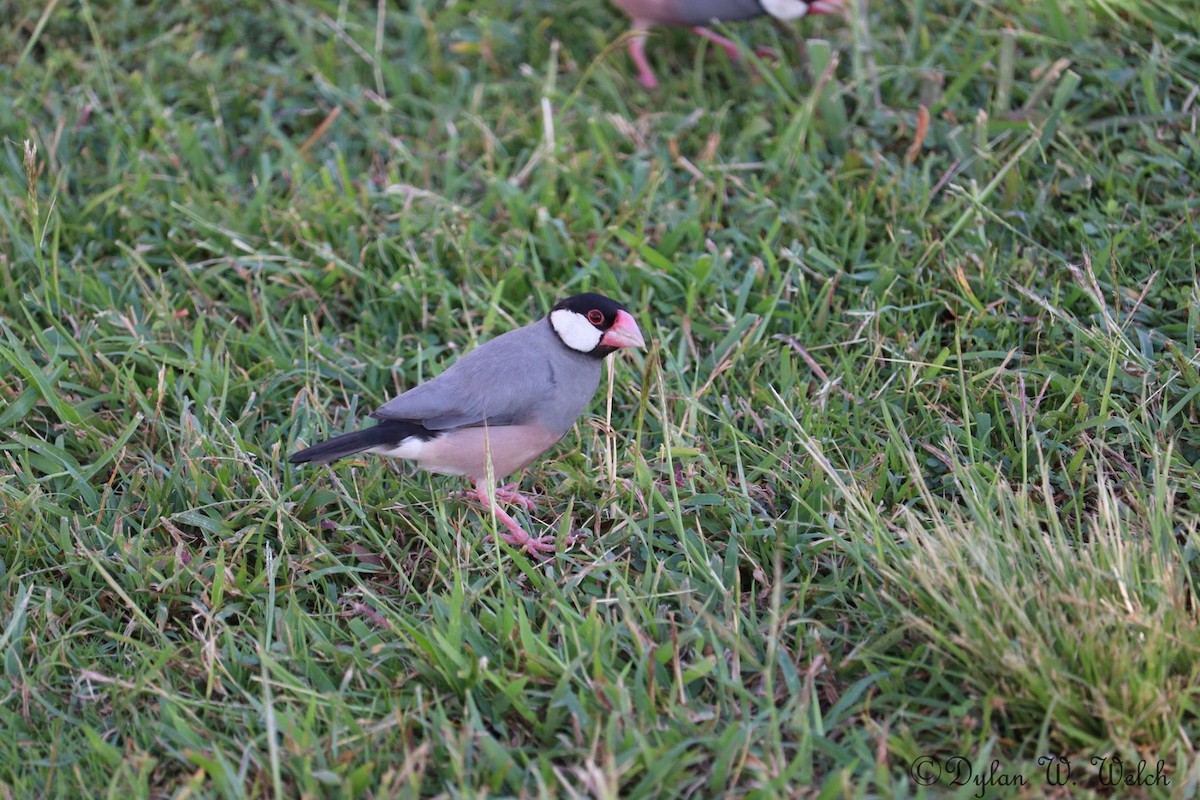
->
610;0;847;89
289;293;646;554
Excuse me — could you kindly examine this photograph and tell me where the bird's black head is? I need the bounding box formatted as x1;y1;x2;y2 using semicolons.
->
549;292;646;358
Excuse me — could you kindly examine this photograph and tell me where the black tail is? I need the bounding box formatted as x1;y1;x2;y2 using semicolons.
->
288;419;435;464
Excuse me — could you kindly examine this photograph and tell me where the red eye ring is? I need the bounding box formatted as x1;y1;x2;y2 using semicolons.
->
586;309;604;325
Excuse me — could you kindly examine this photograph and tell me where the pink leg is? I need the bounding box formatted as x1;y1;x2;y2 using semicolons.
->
475;482;558;554
494;482;538;512
691;26;776;61
627;30;659;89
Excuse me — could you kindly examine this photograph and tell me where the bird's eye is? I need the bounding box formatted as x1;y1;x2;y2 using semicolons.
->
586;309;605;325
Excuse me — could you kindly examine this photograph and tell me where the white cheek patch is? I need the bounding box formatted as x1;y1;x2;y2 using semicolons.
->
760;0;811;20
550;309;603;353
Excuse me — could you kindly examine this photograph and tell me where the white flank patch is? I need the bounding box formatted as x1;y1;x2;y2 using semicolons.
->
370;436;470;476
369;437;429;460
760;0;811;21
550;309;603;353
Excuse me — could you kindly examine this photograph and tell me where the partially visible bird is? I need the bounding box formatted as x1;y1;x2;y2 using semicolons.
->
610;0;846;89
289;293;646;554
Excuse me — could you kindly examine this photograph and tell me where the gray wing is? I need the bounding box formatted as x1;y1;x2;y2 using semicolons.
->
673;0;765;24
371;323;553;431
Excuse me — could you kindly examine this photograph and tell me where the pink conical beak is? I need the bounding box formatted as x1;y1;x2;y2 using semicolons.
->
600;310;646;349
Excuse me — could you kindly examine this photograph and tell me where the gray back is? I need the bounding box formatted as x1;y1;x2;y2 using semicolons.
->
372;319;603;437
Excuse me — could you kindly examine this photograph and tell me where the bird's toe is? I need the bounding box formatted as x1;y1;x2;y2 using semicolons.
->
522;535;559;554
495;483;539;512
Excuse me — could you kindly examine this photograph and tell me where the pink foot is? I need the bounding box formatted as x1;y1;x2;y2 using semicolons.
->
494;483;538;512
453;484;536;511
498;528;559;553
502;527;587;553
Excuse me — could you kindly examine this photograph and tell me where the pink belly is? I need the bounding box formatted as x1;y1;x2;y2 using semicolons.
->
415;425;564;483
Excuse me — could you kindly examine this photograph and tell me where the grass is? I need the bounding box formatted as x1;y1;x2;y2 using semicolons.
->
1;0;1199;796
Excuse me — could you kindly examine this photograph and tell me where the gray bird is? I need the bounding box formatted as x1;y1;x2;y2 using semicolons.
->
289;292;646;554
610;0;846;88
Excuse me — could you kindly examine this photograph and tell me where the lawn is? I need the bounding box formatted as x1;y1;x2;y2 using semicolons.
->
2;0;1199;796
